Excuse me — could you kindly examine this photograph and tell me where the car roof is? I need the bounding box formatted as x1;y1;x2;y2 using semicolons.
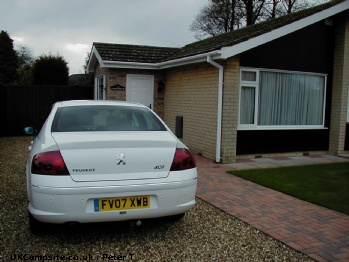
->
55;100;147;108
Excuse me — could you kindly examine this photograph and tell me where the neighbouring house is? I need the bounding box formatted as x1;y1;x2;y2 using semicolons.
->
69;74;94;86
87;0;349;163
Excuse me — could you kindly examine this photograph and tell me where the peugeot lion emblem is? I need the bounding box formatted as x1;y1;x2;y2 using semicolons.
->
116;154;126;165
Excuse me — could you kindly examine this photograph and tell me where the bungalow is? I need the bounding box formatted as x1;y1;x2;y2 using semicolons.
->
87;0;349;163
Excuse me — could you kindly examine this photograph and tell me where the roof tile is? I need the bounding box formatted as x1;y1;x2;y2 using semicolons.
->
94;43;179;63
93;0;344;64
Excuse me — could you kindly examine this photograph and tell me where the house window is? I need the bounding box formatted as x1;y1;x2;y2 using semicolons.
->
239;68;327;130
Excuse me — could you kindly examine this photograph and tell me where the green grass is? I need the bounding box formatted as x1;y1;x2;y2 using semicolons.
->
229;162;349;215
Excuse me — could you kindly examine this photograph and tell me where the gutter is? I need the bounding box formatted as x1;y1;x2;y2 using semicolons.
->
89;50;222;72
159;50;221;69
207;56;223;163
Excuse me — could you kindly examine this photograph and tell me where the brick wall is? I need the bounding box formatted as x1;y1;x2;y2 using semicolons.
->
93;64;166;119
164;58;240;163
164;62;219;160
329;12;349;154
221;57;240;163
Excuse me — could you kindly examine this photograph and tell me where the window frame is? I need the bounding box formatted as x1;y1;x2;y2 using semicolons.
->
238;69;259;128
238;68;327;130
95;76;106;100
347;83;349;122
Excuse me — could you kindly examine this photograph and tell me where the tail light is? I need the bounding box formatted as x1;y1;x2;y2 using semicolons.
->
170;148;196;171
31;151;69;175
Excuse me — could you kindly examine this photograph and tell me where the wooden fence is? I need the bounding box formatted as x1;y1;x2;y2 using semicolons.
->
1;85;93;136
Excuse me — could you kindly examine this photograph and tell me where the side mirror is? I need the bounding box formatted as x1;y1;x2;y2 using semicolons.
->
24;126;36;135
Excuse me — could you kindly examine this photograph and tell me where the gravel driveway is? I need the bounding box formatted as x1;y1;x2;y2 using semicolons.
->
0;137;313;261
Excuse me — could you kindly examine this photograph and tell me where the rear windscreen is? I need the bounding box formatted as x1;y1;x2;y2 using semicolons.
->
51;105;166;132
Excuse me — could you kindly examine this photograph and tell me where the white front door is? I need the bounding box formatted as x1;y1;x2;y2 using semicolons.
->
126;75;154;109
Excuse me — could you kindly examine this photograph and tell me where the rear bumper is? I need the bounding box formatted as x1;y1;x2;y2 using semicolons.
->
29;178;197;224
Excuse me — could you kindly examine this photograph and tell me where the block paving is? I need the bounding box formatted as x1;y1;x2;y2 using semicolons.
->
195;154;349;262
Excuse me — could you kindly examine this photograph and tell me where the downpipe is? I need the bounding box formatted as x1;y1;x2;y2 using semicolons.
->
207;56;223;163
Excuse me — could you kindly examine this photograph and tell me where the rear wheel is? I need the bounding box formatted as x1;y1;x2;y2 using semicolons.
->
167;213;185;221
28;212;48;234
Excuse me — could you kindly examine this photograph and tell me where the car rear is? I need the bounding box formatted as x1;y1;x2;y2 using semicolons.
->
26;101;197;231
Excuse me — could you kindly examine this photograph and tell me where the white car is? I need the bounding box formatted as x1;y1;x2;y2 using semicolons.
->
24;100;197;233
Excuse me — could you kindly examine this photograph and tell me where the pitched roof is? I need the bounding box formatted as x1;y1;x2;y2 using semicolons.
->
89;0;347;70
93;43;179;63
169;0;345;60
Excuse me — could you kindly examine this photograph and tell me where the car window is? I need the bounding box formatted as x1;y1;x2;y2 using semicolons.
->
51;105;166;132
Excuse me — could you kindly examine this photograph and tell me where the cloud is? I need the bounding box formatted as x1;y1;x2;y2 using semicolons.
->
65;44;89;54
0;0;207;74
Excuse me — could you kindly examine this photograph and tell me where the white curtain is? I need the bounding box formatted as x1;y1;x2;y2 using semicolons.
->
240;86;255;124
258;72;325;126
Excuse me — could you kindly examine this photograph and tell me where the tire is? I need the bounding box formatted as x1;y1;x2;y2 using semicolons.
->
28;212;48;234
167;213;185;221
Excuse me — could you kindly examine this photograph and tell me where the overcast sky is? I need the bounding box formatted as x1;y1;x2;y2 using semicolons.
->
1;0;207;75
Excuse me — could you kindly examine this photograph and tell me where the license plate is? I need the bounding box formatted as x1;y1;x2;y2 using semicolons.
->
94;196;150;212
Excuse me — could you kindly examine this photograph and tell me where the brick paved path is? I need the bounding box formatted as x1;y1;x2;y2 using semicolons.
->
195;155;349;262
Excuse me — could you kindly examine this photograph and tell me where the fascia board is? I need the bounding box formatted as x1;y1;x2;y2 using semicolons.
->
98;50;222;70
102;61;159;70
159;51;221;69
221;0;349;59
87;47;104;73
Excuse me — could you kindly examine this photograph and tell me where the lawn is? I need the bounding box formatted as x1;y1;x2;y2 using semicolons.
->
229;162;349;215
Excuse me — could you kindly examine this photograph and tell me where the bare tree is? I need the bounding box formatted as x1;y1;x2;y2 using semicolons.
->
190;0;267;39
83;52;91;74
275;0;317;15
16;45;35;67
240;0;266;26
190;0;240;39
263;0;283;19
190;0;330;40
